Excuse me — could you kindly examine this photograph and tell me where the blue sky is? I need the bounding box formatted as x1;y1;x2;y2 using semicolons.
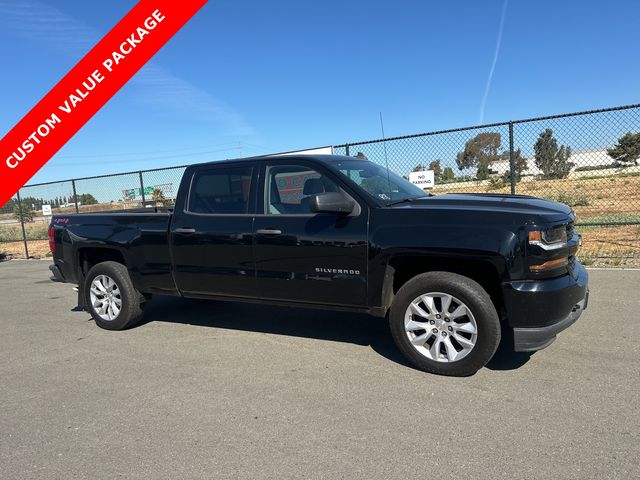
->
1;0;639;185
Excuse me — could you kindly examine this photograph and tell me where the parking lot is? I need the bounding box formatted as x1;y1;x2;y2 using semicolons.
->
1;260;638;479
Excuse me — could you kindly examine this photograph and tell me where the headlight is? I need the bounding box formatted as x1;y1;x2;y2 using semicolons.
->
528;225;568;250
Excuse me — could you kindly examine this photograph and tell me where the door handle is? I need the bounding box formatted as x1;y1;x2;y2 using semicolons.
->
256;228;282;235
174;227;196;234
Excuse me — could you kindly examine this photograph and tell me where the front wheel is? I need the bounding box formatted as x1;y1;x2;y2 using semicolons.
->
389;272;501;376
84;261;145;330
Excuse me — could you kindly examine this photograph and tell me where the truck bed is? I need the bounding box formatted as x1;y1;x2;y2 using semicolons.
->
51;209;175;294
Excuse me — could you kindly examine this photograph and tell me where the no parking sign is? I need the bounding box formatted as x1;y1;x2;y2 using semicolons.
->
409;170;435;189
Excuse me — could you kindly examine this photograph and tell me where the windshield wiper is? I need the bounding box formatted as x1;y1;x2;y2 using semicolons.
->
386;195;430;206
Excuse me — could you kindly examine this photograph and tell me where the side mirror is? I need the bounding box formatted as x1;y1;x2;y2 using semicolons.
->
310;192;355;215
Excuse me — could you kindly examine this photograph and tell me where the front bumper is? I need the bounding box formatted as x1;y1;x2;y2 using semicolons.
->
503;261;589;352
513;290;588;351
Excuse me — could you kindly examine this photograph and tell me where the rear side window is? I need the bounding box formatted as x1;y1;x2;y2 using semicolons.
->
188;167;253;214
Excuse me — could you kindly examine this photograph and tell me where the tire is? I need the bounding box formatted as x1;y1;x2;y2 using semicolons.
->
84;261;145;331
389;272;500;376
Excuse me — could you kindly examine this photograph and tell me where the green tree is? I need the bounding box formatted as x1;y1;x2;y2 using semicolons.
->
79;193;98;205
151;188;166;205
13;203;34;223
502;148;529;183
441;166;455;182
456;132;503;180
2;199;15;215
412;163;425;172
428;160;443;182
534;129;574;179
607;132;640;166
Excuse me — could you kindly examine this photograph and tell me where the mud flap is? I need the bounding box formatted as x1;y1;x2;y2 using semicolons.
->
73;271;88;311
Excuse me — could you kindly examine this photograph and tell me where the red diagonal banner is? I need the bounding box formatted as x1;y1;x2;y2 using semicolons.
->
0;0;208;207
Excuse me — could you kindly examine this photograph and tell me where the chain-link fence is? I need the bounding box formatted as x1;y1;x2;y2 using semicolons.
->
0;165;188;259
1;103;639;266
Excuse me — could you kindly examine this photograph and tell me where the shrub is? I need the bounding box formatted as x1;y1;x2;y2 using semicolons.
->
13;205;34;223
573;195;590;206
486;176;507;191
551;192;590;207
574;163;618;172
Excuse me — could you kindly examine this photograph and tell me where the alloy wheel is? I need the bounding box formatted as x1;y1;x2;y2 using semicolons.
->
89;274;122;321
403;292;478;362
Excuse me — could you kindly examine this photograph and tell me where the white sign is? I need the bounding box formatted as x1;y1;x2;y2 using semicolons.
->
41;204;52;216
276;146;334;156
409;170;435;189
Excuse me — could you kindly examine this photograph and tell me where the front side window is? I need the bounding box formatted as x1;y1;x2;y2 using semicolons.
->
265;165;339;214
188;166;252;214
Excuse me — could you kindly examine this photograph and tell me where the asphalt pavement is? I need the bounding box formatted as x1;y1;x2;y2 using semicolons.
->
1;260;638;479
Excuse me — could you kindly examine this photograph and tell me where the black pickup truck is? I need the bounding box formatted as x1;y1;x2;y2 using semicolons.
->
49;154;588;376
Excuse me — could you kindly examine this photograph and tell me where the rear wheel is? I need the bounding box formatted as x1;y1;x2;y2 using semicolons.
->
389;272;501;376
84;261;145;330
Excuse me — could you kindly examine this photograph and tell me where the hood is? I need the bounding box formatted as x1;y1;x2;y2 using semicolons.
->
389;193;573;224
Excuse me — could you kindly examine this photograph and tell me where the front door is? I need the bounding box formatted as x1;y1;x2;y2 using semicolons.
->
253;161;368;307
171;163;257;298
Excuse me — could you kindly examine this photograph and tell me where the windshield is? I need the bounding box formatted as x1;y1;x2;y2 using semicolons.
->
331;159;429;204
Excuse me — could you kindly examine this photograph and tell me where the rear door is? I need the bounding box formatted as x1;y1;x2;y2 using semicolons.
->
253;159;368;307
171;163;258;298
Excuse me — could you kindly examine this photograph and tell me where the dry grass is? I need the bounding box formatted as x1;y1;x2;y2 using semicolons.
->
575;225;640;268
0;222;48;242
433;173;640;266
1;240;51;259
434;173;640;219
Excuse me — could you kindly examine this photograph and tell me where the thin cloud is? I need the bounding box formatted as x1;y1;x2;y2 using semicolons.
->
0;0;254;136
0;0;96;53
135;65;255;135
479;0;508;124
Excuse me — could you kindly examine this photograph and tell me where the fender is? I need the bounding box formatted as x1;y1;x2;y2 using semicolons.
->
368;222;518;311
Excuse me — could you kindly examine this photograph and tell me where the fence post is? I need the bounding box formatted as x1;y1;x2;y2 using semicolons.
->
139;171;146;206
71;179;79;213
508;122;516;195
16;190;29;259
345;144;350;156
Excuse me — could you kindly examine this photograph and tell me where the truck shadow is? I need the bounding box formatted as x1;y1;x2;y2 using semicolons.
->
137;295;531;373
